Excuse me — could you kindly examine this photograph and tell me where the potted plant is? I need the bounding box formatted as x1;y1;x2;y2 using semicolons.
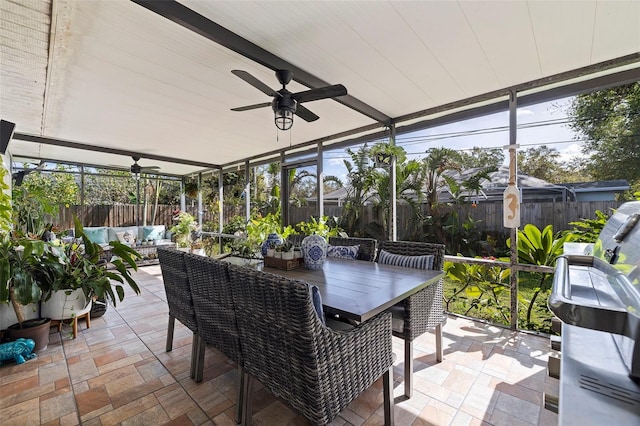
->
266;240;277;257
38;216;142;328
170;211;198;248
296;216;342;270
0;234;52;350
274;243;284;259
296;216;341;239
369;142;406;168
184;179;199;198
280;241;295;260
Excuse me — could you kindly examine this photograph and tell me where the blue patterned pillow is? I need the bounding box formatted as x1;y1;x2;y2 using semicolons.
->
327;244;360;260
378;249;434;270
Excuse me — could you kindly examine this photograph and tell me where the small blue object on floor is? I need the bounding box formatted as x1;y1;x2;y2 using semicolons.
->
0;338;36;366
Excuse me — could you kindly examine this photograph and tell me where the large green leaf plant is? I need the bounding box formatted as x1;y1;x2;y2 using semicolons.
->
39;216;142;306
508;224;575;327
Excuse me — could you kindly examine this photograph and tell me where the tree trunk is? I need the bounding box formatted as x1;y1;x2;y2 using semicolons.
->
152;179;162;225
9;287;26;327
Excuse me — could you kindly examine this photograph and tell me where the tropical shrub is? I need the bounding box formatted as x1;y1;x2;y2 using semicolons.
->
508;224;575;329
444;258;511;325
564;209;610;242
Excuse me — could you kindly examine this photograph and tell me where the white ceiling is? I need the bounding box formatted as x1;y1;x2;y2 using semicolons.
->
1;0;639;176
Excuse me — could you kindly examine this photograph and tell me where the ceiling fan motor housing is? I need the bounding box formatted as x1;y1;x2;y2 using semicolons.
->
272;93;296;113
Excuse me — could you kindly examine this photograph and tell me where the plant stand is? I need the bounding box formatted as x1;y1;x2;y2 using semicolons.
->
50;311;90;339
41;289;92;339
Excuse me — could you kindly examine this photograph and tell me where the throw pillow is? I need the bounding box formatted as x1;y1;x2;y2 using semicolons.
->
310;285;326;325
142;225;165;241
83;227;108;245
378;249;434;270
116;231;136;244
327;244;360;260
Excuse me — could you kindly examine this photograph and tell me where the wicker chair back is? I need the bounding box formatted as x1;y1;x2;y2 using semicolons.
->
328;236;378;261
376;240;445;399
184;254;242;364
157;247;197;333
227;265;394;425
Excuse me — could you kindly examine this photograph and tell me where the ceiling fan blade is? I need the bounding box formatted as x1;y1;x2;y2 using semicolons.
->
141;166;160;171
231;70;279;97
231;102;272;112
292;84;347;103
295;104;320;122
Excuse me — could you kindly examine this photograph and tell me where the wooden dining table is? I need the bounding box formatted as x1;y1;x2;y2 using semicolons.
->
226;257;444;322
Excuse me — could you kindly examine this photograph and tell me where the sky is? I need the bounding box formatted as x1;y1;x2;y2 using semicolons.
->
322;96;583;183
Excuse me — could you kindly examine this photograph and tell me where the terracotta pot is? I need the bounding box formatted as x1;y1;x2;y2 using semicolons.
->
7;318;52;352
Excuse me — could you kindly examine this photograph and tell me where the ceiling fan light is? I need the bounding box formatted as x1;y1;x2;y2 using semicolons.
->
274;108;294;131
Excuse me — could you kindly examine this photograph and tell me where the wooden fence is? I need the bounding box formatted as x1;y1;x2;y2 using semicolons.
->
290;200;624;238
57;204;221;231
56;200;623;235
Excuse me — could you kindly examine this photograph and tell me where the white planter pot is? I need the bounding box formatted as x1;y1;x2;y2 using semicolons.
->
266;248;276;257
0;302;40;330
274;252;282;259
41;289;92;321
191;248;206;256
282;251;294;260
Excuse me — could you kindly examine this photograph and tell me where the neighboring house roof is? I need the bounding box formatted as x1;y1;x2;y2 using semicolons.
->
561;180;630;193
320;167;629;204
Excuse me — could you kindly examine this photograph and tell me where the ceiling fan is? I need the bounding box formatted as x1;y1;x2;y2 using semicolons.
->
130;156;160;179
231;69;347;131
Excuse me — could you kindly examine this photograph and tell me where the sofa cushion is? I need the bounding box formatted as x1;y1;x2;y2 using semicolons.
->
142;225;166;241
108;227;139;243
83;227;108;245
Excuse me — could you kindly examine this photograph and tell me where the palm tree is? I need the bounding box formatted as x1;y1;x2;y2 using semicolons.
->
340;145;377;236
367;159;427;240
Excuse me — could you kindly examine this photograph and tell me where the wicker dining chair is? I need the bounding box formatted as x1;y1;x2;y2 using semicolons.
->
157;247;201;379
184;254;245;424
227;265;395;426
328;236;378;261
286;234;305;246
377;240;445;399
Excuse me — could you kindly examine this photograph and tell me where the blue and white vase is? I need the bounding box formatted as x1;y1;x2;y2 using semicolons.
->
261;233;282;257
301;234;328;269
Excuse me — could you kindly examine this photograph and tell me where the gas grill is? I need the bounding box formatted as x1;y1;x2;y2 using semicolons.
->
549;201;640;424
